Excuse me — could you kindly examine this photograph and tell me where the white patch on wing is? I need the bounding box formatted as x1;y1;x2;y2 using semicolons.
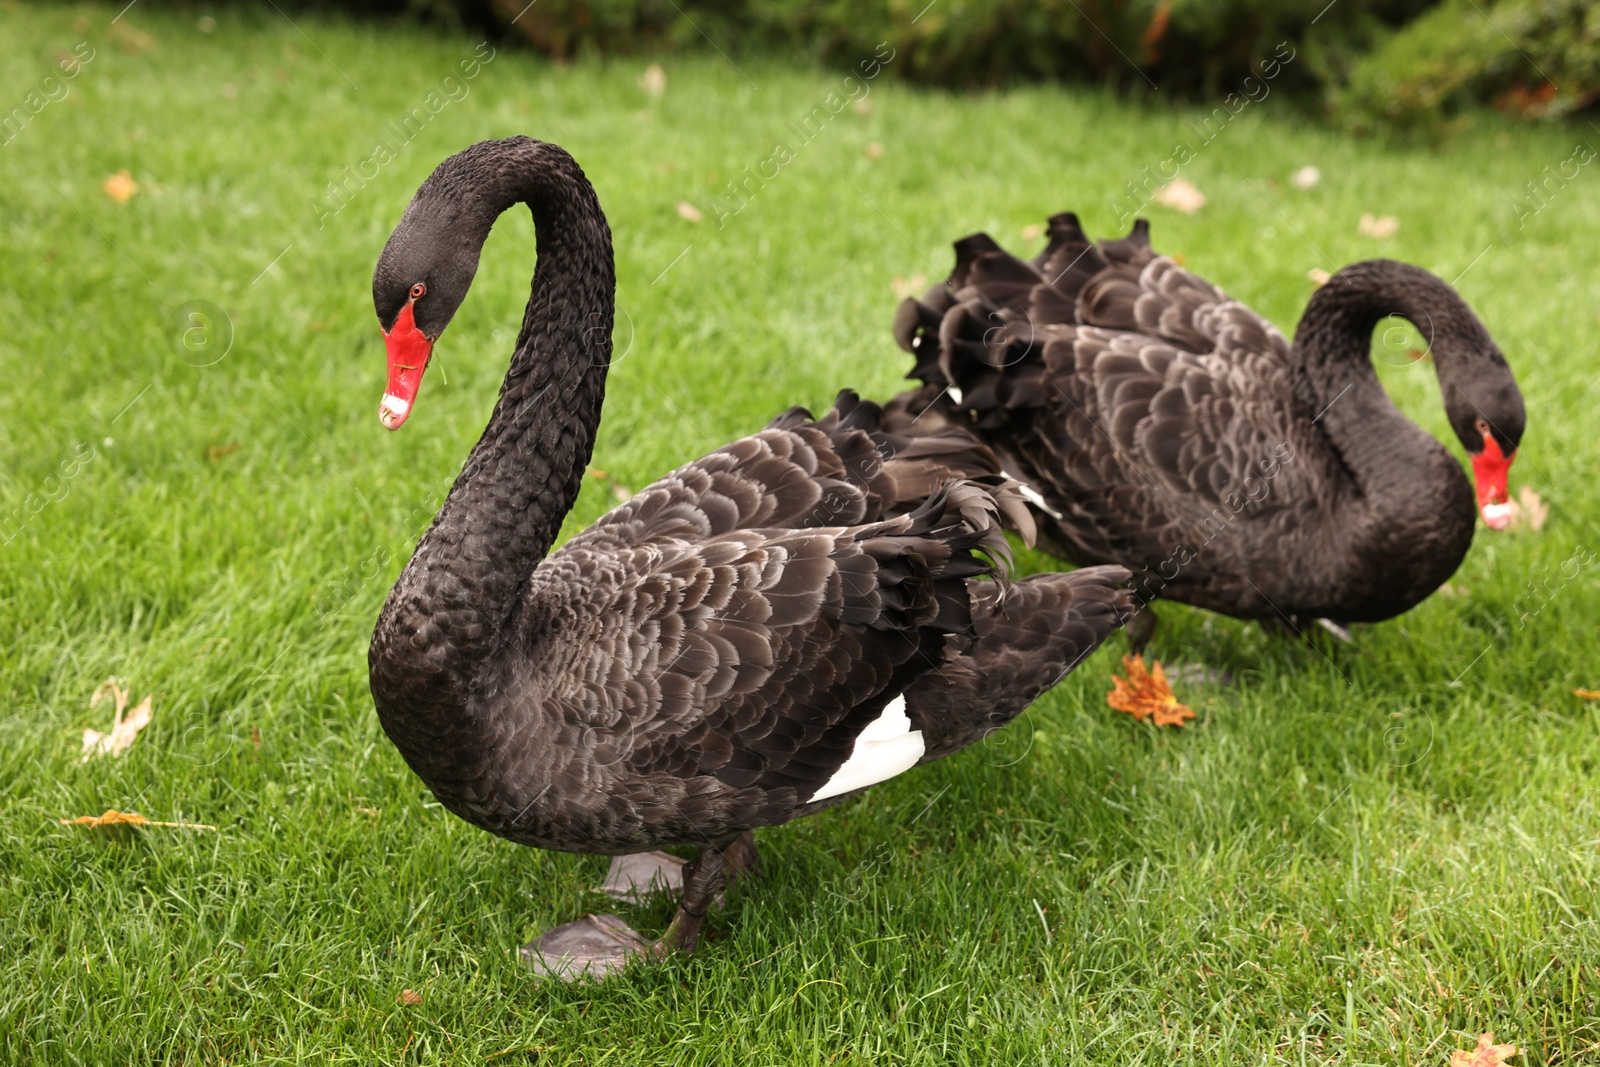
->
1014;479;1063;519
807;695;924;803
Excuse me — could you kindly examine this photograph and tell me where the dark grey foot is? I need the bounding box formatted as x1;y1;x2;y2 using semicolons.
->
1126;605;1159;656
598;850;686;903
521;913;650;981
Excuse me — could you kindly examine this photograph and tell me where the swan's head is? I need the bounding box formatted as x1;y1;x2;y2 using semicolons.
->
1442;359;1524;531
372;198;485;430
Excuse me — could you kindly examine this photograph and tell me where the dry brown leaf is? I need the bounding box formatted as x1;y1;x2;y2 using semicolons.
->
1107;655;1195;726
207;442;240;462
1021;223;1043;241
1291;165;1321;189
80;678;152;761
852;97;873;116
60;808;216;830
1307;268;1332;286
1574;688;1600;700
864;142;884;159
612;483;633;503
1503;486;1548;531
675;200;704;223
1359;212;1399;239
586;467;608;479
1153;178;1205;214
102;171;139;204
638;63;666;97
1450;1033;1518;1067
112;21;156;53
891;273;928;301
397;989;423;1006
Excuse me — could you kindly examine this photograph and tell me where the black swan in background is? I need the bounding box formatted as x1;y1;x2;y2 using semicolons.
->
885;212;1525;648
367;139;1131;978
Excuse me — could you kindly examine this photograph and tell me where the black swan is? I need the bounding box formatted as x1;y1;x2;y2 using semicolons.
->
367;139;1131;978
884;212;1525;647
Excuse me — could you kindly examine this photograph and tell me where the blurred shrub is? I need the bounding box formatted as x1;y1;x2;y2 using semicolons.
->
484;0;1439;98
1336;0;1600;132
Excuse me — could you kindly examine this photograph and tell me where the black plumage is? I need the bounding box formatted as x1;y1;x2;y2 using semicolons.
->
366;139;1131;962
884;212;1527;634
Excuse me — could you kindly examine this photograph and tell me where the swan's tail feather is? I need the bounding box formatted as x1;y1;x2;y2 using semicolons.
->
906;564;1134;764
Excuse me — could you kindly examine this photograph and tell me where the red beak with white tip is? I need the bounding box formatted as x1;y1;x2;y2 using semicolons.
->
1470;427;1516;530
381;302;433;430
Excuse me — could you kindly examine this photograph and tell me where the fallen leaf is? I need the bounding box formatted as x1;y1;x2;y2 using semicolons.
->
1407;347;1432;363
1450;1033;1518;1067
612;483;633;503
675;200;703;223
864;142;884;159
1307;268;1332;286
356;805;382;819
1503;485;1547;531
112;21;156;53
397;989;423;1006
207;442;240;462
60;808;216;830
891;273;928;301
1153;178;1205;215
1291;165;1321;189
102;171;139;204
80;678;153;761
250;724;261;749
1359;212;1399;239
1021;223;1043;241
1107;655;1195;726
586;467;609;479
1573;688;1600;700
639;63;666;97
852;97;873;116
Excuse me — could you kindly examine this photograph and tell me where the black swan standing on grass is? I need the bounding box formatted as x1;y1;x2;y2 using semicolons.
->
367;138;1131;978
884;212;1525;649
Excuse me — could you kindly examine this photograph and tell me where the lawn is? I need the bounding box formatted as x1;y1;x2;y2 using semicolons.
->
3;4;1599;1064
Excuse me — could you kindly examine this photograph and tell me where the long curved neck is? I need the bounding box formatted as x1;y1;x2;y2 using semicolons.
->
1290;260;1468;502
376;139;614;701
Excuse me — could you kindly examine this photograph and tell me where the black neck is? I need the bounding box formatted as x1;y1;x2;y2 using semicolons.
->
1291;260;1478;502
373;138;614;701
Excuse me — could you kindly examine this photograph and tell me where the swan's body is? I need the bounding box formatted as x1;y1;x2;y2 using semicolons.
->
367;140;1130;970
885;213;1525;634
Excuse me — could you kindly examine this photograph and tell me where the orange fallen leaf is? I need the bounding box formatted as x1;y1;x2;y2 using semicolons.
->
80;678;152;761
864;142;884;160
1307;268;1332;286
60;808;216;830
1021;223;1043;241
1450;1033;1518;1067
1153;177;1205;215
102;170;139;204
1574;688;1600;700
638;63;666;97
1359;212;1399;239
676;200;704;223
1107;655;1195;726
397;988;423;1006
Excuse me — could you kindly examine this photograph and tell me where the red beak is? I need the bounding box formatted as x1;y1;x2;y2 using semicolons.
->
380;302;433;430
1470;428;1516;530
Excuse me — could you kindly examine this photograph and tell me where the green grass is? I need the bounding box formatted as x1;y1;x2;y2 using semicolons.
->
3;5;1600;1064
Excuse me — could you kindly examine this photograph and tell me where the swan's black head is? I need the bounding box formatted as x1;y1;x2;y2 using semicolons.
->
1432;315;1525;530
372;179;488;429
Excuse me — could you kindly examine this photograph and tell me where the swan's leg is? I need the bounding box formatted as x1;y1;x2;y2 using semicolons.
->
1126;604;1159;655
655;830;759;954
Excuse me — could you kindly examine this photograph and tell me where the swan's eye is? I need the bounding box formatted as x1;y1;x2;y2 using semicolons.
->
409;283;426;300
1474;418;1491;436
